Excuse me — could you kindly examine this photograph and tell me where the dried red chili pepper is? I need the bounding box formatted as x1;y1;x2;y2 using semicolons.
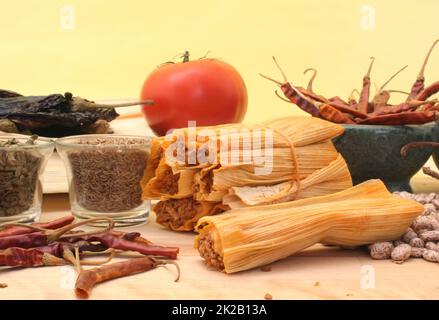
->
359;111;436;125
327;102;368;119
0;217;113;249
358;57;375;114
372;99;437;116
0;241;108;267
0;223;178;260
408;39;439;100
416;81;439;102
319;105;356;124
0;217;181;299
0;247;66;267
298;87;328;104
65;232;179;259
260;58;321;117
75;257;180;299
0;232;48;249
328;96;349;106
0;216;74;238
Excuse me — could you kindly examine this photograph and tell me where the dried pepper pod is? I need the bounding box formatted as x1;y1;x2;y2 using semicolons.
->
75;257;180;299
261;40;439;126
0;215;74;238
0;91;154;137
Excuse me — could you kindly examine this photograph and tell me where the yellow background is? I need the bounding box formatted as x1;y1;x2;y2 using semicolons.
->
1;0;438;124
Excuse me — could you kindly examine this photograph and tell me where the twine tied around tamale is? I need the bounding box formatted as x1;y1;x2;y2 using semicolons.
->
270;127;301;198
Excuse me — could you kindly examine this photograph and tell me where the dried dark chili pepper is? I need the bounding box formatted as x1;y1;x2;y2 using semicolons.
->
358;57;375;114
0;89;22;98
0;91;154;137
260;57;321;117
359;111;436;125
0;215;74;238
75;257;180;299
408;39;439;101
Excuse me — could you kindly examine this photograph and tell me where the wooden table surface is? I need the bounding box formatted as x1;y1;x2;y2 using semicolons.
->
1;182;439;300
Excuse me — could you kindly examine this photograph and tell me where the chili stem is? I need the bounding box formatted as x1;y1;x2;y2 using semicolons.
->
379;65;408;91
272;56;288;83
303;68;317;92
417;39;439;80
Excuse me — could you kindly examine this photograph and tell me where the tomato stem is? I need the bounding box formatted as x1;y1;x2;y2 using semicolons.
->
183;51;190;63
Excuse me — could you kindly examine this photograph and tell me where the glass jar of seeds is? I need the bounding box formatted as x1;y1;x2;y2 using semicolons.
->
0;135;54;223
56;135;151;226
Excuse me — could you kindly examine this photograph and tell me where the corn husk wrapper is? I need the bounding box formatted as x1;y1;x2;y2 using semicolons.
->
194;180;424;273
142;116;352;231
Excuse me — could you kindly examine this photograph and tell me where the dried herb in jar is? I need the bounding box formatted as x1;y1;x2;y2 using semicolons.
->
0;136;43;217
68;138;149;212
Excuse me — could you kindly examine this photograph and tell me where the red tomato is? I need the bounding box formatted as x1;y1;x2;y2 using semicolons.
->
140;55;247;136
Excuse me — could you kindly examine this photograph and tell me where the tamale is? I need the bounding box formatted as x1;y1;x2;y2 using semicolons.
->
195;180;424;273
223;154;352;208
142;157;198;199
142;116;353;231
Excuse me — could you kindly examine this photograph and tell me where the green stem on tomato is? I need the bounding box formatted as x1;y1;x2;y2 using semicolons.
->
183;51;190;62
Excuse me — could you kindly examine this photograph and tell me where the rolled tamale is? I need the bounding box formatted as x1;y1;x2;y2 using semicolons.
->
142;116;353;231
195;180;424;273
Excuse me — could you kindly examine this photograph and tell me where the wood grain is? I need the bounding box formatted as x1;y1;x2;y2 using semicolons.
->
1;194;439;300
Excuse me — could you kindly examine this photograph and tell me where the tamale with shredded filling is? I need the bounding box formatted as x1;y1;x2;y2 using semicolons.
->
142;116;352;231
194;180;424;273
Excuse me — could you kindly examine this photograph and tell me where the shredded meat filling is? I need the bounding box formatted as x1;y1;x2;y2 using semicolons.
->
154;198;201;229
197;233;225;271
201;171;214;194
154;198;227;230
157;167;180;195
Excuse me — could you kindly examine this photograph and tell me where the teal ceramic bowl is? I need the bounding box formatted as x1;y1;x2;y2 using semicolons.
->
333;124;436;192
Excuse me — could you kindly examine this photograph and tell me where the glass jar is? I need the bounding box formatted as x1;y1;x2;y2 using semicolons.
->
56;135;151;227
0;135;54;223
